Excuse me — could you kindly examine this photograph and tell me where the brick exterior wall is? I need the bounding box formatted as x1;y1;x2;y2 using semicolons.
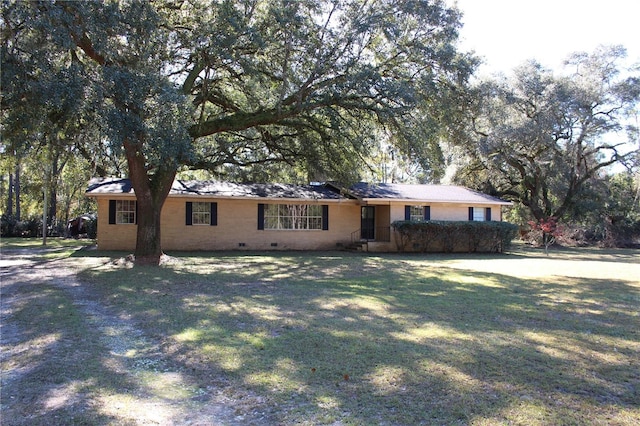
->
94;195;503;252
95;196;361;251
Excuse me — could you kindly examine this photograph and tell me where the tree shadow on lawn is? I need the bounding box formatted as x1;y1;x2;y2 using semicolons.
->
1;276;135;425
1;258;247;426
75;252;640;425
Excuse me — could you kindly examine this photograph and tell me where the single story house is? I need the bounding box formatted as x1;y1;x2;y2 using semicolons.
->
85;178;512;252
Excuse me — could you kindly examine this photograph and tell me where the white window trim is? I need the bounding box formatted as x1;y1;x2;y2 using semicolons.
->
116;200;136;224
472;207;485;222
409;205;425;221
191;202;211;225
264;204;323;230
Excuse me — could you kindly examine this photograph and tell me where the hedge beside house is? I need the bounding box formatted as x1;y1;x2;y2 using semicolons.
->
392;220;519;253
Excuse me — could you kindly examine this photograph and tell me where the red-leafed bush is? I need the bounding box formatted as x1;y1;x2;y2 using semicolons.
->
527;217;562;255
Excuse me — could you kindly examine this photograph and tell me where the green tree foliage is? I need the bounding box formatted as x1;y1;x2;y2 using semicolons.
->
1;0;122;234
2;0;475;264
453;46;640;223
181;0;475;181
565;170;640;246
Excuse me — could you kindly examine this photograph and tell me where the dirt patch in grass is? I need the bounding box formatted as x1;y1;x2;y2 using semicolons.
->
1;246;272;425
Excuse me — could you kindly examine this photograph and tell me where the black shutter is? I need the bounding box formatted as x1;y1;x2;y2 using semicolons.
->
210;202;217;226
468;207;474;221
186;202;193;225
424;206;431;221
405;205;411;221
134;201;138;224
257;204;265;230
109;200;116;224
485;207;492;221
322;205;329;230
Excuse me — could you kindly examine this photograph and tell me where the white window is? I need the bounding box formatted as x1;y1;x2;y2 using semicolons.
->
472;207;485;222
409;206;425;221
116;200;136;224
264;204;323;230
192;202;211;225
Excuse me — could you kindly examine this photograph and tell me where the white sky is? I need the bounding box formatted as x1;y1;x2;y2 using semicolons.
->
452;0;640;76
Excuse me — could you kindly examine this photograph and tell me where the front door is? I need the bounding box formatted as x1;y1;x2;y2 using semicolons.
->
361;206;375;240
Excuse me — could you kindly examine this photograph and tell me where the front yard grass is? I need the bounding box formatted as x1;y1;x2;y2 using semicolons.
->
0;237;94;250
0;237;94;262
2;240;638;424
73;246;640;425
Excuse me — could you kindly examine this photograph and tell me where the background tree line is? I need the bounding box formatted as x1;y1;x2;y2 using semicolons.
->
450;47;640;247
1;0;638;261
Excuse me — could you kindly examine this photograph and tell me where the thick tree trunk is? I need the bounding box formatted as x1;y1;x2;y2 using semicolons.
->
124;138;176;266
134;192;166;265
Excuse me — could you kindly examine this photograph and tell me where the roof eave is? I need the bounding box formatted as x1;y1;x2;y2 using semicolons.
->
85;191;352;202
168;193;351;202
361;198;512;206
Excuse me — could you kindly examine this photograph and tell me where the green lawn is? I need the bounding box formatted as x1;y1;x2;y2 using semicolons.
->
77;246;640;425
0;237;94;250
0;237;94;261
2;240;639;424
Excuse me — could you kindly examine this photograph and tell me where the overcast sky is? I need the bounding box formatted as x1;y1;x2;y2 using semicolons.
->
451;0;640;76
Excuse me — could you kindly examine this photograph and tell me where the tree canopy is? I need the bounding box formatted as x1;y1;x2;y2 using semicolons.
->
2;0;475;263
452;46;640;222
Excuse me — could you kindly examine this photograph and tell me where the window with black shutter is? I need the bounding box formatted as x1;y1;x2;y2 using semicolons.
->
257;204;265;230
406;205;428;221
260;204;326;230
469;207;486;221
186;202;218;226
109;199;136;224
322;205;329;230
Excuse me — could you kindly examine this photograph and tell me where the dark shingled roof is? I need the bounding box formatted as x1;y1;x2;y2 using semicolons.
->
86;178;511;205
348;182;511;205
171;180;347;199
86;178;347;200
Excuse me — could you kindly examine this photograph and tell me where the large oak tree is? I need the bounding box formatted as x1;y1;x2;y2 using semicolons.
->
453;46;639;222
2;0;475;264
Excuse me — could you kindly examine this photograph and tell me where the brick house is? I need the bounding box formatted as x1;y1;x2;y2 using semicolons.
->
86;178;512;252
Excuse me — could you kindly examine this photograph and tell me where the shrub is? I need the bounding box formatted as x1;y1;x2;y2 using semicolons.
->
1;214;17;237
392;220;519;253
16;217;42;237
84;216;98;239
528;217;562;255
